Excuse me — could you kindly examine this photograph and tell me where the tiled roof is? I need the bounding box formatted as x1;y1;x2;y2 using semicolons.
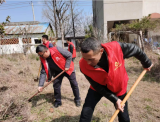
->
150;13;160;19
4;22;50;34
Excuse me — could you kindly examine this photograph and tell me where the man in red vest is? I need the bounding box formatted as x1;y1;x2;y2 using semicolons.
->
67;38;76;62
37;35;53;79
79;37;153;122
36;45;81;108
42;35;53;48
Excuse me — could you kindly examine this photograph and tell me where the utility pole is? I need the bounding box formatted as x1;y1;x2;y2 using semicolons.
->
70;0;75;38
31;1;35;21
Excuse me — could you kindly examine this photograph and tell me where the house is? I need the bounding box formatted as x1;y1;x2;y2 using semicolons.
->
148;13;160;44
0;21;54;54
93;0;160;42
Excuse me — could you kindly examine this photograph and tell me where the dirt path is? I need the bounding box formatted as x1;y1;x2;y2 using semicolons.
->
0;54;160;122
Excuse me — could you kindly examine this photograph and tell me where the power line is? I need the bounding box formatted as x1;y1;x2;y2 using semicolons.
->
0;1;30;7
0;1;92;6
0;1;92;11
0;5;92;10
0;0;91;5
0;5;32;10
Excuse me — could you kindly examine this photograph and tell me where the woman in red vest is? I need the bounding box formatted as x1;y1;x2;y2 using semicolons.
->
36;45;81;108
79;37;153;122
42;35;53;48
67;38;76;62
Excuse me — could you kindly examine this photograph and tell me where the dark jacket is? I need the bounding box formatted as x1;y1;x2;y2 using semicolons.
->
39;46;73;86
69;44;73;54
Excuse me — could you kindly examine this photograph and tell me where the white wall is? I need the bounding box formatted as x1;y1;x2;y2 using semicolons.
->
56;39;76;50
143;0;160;16
0;41;23;54
103;0;142;21
0;34;43;54
94;0;143;40
93;0;160;41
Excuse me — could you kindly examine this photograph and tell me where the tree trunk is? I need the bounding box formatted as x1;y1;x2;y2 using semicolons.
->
137;34;142;49
70;0;75;38
53;0;58;38
60;22;64;49
139;30;144;51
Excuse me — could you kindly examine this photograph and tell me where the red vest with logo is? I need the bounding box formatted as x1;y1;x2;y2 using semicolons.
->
68;42;76;58
79;41;129;96
40;47;74;79
43;41;50;48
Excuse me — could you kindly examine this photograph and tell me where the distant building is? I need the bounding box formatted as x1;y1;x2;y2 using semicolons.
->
93;0;160;42
0;21;85;54
0;21;54;54
56;36;85;50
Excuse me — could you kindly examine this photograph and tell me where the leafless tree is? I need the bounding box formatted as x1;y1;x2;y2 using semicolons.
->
43;0;84;48
0;0;5;4
42;0;70;48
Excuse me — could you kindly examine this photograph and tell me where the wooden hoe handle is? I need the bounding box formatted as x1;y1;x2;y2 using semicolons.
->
28;70;65;101
109;69;147;122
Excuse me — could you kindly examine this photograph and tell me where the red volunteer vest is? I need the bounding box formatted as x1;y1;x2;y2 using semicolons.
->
79;41;129;96
43;41;50;48
68;42;76;58
40;47;74;79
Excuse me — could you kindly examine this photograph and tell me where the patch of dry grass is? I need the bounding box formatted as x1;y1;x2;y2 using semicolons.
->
0;52;160;122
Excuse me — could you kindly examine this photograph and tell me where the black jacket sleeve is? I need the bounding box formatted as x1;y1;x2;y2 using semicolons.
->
84;74;118;104
69;44;73;54
118;42;152;68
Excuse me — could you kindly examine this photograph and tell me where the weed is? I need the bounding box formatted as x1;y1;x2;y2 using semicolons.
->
145;105;152;111
28;54;39;61
36;57;39;61
7;57;18;62
103;103;107;107
39;117;52;122
3;114;9;120
16;116;23;120
143;72;157;82
38;108;44;115
144;98;152;102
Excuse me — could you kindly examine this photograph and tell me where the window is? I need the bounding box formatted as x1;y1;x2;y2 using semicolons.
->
22;38;31;44
34;39;41;44
64;43;68;47
0;38;19;45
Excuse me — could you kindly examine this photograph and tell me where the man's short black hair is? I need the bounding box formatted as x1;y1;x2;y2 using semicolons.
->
42;35;48;40
36;45;48;53
67;38;71;42
80;37;101;53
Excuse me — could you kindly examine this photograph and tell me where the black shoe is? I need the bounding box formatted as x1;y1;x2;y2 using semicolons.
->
54;102;62;108
75;100;81;107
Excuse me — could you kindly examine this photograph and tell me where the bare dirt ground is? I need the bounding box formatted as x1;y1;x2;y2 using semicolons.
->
0;52;160;122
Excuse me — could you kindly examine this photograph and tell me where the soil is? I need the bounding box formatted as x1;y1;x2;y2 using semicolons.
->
0;52;160;122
